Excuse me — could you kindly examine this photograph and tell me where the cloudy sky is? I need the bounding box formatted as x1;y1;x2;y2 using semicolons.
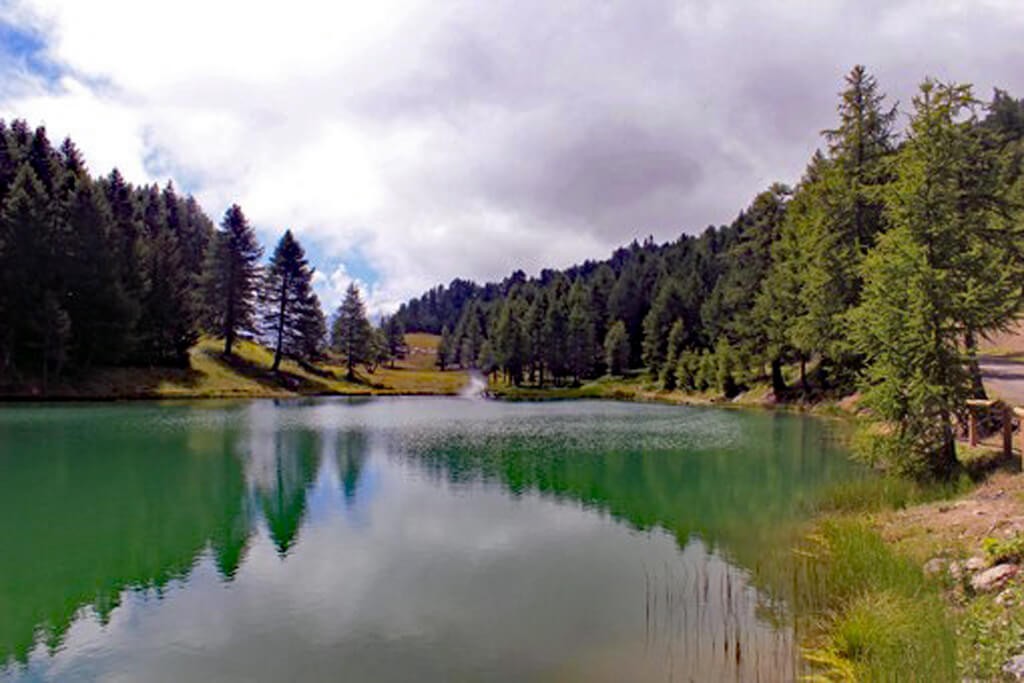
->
0;0;1022;314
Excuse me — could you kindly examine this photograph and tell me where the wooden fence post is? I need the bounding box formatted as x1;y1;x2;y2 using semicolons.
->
1004;403;1014;459
1015;407;1024;471
969;408;980;447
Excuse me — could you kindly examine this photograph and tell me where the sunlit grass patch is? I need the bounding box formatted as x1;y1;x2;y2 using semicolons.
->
793;520;958;681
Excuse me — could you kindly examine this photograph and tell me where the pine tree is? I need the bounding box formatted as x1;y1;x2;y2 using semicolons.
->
852;80;1022;480
104;168;144;347
603;320;630;377
436;325;453;371
608;260;644;365
641;280;687;375
0;166;58;379
27;126;58;194
62;178;134;366
659;319;687;389
494;298;528;384
382;316;406;367
588;264;615;351
200;204;263;356
297;290;327;362
477;338;498;379
789;66;897;385
136;185;197;366
525;290;547;385
261;230;321;371
566;281;596;384
703;185;789;355
366;326;388;373
331;283;371;380
543;280;570;384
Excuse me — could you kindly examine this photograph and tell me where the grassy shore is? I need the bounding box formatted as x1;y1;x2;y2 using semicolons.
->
489;368;1024;679
487;373;854;418
749;441;1024;681
7;346;1023;677
0;333;469;400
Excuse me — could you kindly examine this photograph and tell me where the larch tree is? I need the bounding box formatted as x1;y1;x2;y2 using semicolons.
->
200;204;263;357
566;280;596;385
436;325;453;371
261;230;323;371
853;80;1021;480
543;278;570;384
641;280;687;376
494;297;528;384
382;316;406;367
603;320;630;377
788;66;897;386
331;283;372;380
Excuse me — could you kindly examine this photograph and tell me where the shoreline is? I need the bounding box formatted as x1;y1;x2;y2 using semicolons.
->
2;372;1012;678
0;388;464;403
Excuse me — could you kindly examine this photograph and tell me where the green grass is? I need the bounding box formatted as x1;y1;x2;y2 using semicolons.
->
793;519;958;682
813;474;973;515
958;585;1024;679
0;334;469;400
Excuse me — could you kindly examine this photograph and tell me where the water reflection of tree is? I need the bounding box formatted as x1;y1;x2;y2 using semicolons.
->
405;411;858;571
254;430;321;557
0;406;252;666
0;404;375;669
336;430;368;508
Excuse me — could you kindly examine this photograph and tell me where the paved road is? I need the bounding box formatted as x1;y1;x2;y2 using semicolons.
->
980;355;1024;406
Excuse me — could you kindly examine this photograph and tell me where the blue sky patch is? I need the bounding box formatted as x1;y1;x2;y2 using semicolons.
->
0;18;62;91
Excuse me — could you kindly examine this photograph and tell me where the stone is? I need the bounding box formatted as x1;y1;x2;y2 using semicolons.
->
1003;654;1024;680
966;556;988;571
996;589;1016;607
949;561;963;580
971;564;1019;593
923;558;947;576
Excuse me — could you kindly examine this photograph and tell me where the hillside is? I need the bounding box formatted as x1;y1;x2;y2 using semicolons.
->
0;333;468;400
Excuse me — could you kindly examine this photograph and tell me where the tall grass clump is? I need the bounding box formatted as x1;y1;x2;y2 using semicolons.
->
794;519;957;681
813;473;972;515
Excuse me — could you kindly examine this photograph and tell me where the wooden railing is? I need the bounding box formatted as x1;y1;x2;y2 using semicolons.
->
965;399;1020;461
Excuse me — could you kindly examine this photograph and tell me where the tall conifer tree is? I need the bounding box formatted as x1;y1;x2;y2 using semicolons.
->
200;204;263;356
331;283;372;380
261;230;322;371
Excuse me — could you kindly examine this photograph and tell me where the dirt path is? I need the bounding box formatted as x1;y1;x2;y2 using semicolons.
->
881;471;1024;560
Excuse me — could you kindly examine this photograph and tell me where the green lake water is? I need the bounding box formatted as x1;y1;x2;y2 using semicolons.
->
0;398;858;682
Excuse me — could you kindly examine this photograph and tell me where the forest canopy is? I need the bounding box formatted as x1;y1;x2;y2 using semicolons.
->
2;66;1023;479
392;68;1024;478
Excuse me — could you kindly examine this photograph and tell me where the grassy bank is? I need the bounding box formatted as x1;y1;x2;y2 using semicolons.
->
761;445;1024;682
0;333;469;400
487;373;855;419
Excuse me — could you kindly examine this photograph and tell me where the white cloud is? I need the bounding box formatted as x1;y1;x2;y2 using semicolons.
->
2;0;1024;313
313;262;394;320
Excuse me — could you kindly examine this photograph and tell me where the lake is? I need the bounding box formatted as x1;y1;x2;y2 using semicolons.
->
0;398;857;682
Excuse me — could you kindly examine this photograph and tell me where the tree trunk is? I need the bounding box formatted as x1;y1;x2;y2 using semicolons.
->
799;355;808;394
271;279;288;372
771;357;786;397
346;335;355;381
931;414;960;481
224;276;236;357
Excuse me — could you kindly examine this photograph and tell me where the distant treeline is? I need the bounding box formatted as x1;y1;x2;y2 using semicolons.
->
0;121;405;386
394;67;1024;479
